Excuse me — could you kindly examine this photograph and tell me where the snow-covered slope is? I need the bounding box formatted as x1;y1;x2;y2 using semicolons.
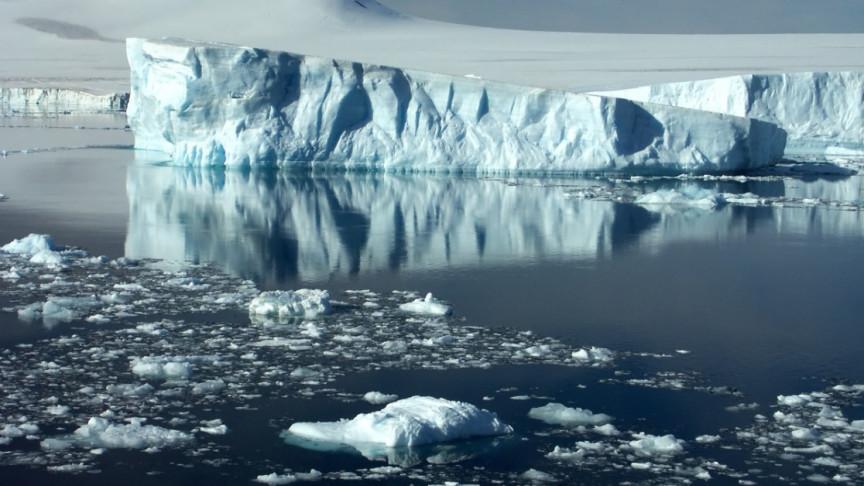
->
3;0;864;94
126;38;786;173
1;87;128;114
596;73;864;156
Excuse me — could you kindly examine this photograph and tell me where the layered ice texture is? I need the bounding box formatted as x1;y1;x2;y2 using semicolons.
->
596;73;864;157
284;396;513;449
1;87;128;114
126;38;786;174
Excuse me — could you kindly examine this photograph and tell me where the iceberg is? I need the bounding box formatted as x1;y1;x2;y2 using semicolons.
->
283;396;512;450
595;72;864;157
126;38;786;174
41;417;192;451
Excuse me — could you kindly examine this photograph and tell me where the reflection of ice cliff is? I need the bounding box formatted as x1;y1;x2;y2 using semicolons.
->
125;167;864;283
125;168;624;282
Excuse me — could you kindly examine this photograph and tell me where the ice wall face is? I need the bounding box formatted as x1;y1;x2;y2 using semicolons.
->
596;73;864;157
126;38;786;174
0;88;129;114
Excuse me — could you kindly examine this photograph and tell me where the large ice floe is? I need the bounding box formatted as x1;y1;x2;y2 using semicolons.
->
596;72;864;158
284;396;513;452
126;38;786;174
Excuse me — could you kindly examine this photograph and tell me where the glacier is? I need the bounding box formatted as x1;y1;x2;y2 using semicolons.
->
1;87;128;114
595;72;864;157
126;38;786;174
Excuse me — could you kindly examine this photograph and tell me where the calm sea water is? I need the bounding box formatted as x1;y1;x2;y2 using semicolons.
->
1;117;863;484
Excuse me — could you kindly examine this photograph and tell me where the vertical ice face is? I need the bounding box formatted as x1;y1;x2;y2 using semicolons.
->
126;38;786;173
596;73;864;157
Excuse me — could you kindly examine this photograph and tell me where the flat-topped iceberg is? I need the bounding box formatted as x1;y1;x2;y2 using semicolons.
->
596;72;864;157
127;38;786;174
283;396;512;450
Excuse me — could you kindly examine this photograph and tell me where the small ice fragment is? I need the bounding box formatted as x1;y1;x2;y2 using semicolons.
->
528;403;612;427
363;391;399;405
249;290;331;319
398;293;452;316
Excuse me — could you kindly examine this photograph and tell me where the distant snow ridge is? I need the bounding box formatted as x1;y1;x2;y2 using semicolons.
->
596;72;864;157
0;87;128;114
284;396;512;449
127;38;786;174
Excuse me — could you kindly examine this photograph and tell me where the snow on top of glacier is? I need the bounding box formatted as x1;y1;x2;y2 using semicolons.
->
1;0;864;94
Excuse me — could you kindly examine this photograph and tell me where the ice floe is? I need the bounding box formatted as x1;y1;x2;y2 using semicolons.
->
41;417;192;451
363;391;399;405
248;290;331;320
528;403;613;427
398;293;452;316
284;396;513;449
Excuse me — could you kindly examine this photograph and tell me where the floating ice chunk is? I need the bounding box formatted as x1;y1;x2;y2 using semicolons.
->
106;383;155;396
46;405;70;416
628;433;685;457
520;469;558;483
778;394;815;407
1;234;69;267
41;417;192;451
398;293;452;316
196;419;229;436
290;367;322;380
363;392;399;405
2;234;57;256
635;186;726;210
695;434;721;444
130;357;192;380
571;347;615;364
255;470;322;484
593;423;621;436
18;296;102;325
249;290;331;319
1;423;39;438
284;396;512;449
192;379;226;395
528;403;612;427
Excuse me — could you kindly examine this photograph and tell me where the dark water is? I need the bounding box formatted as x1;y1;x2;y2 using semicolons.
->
2;119;864;484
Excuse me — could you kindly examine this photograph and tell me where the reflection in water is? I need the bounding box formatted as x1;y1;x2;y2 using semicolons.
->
125;166;864;284
281;433;504;467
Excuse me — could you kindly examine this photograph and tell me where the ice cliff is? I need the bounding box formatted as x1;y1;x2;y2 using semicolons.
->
596;73;864;157
1;87;128;114
126;38;786;173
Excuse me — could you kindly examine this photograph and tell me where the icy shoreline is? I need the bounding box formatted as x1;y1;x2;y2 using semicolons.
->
126;38;786;174
1;87;128;115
